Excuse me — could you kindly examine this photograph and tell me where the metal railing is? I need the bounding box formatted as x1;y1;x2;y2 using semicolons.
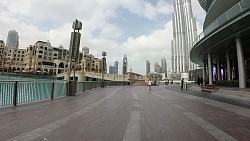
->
193;0;250;47
0;80;128;107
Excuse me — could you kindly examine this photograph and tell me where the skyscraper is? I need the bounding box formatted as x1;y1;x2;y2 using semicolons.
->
109;61;118;74
6;30;19;49
171;0;198;73
146;60;150;76
114;61;118;74
82;46;89;55
109;65;114;74
122;55;127;74
161;58;167;73
154;62;162;73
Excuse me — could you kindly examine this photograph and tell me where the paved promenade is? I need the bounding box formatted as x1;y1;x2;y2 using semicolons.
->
1;86;250;141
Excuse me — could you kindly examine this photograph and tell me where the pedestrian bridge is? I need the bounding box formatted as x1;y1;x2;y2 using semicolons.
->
56;71;147;83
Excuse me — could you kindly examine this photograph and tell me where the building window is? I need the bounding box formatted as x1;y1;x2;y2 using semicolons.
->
38;55;42;58
45;47;47;50
38;62;41;65
39;50;43;54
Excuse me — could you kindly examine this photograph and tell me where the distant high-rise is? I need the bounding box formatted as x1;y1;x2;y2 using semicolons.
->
154;62;162;73
171;0;198;73
114;61;118;74
109;65;114;74
6;30;19;49
82;46;89;55
146;60;150;76
122;55;127;74
109;61;118;74
161;58;167;73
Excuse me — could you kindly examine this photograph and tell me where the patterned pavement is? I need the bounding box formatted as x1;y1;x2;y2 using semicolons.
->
1;86;250;141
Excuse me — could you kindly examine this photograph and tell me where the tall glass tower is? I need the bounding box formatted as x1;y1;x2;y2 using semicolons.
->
6;30;19;49
122;55;127;74
114;61;118;74
146;60;150;76
171;0;198;73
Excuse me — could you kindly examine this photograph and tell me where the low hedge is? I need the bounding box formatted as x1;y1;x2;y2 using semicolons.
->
215;80;250;87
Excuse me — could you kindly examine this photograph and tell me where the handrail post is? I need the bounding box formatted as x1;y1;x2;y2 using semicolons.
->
51;82;55;99
13;81;18;106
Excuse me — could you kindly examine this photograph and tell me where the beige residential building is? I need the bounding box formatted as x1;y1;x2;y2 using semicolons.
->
0;40;5;71
4;47;26;72
79;54;103;73
23;41;71;74
1;39;104;75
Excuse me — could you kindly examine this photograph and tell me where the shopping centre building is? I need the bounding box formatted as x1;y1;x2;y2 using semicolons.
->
190;0;250;88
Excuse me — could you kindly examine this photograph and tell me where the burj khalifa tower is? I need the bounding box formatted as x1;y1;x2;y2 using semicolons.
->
171;0;198;74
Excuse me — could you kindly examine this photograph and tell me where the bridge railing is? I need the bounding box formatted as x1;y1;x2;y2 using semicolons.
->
0;80;129;107
0;81;67;107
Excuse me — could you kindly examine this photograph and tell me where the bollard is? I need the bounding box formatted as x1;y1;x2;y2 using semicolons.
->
51;82;54;99
13;81;18;106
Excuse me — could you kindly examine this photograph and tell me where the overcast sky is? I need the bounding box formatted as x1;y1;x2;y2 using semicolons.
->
0;0;206;75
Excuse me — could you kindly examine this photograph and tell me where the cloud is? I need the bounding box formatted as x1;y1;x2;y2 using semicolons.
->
121;21;173;74
191;0;206;41
0;0;205;75
191;0;206;28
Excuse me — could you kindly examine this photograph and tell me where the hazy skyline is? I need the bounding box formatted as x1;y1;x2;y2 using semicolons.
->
0;0;205;75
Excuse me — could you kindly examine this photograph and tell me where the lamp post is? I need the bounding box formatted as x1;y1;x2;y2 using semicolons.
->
68;19;82;96
101;51;106;88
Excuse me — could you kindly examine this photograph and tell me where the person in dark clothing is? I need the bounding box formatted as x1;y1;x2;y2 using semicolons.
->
197;76;201;86
200;77;203;86
181;78;184;90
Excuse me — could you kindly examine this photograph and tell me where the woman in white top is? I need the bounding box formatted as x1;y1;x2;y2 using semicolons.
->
148;79;152;91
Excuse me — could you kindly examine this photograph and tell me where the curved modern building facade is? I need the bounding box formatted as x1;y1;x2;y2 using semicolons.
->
190;0;250;88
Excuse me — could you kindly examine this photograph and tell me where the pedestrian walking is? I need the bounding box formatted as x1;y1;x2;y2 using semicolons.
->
148;79;152;91
181;78;184;90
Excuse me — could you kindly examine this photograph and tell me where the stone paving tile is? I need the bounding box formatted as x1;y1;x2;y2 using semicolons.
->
0;88;118;141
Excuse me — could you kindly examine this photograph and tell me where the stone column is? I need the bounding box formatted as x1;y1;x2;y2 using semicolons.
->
203;60;206;85
208;53;213;85
235;38;246;88
217;59;221;80
226;52;231;80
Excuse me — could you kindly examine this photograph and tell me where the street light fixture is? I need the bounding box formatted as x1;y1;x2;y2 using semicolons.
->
101;51;106;88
